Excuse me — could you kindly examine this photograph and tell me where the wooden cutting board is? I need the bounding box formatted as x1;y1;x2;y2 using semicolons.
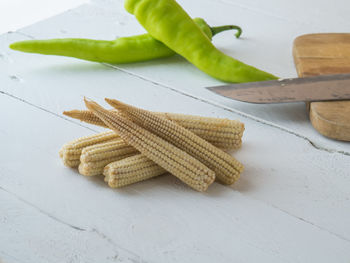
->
293;33;350;141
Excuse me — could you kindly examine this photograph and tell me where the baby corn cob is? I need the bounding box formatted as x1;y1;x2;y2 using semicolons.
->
106;98;244;185
78;139;138;176
59;131;119;167
163;112;244;149
84;98;215;192
63;109;244;149
104;154;166;188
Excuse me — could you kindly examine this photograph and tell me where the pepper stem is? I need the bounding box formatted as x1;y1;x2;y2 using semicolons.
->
210;25;242;38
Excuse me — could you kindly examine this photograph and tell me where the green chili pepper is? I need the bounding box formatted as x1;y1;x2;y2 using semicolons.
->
125;0;278;82
9;18;241;64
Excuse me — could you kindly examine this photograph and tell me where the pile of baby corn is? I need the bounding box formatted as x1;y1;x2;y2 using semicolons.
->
59;98;245;192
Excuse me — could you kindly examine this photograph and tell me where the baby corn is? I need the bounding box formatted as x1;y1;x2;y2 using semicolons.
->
78;139;138;176
59;131;119;167
63;109;244;149
106;98;244;185
163;112;244;149
104;154;166;188
84;98;215;192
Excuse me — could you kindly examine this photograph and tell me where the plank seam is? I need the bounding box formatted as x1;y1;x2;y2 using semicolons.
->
0;185;86;232
0;185;147;262
0;90;97;133
259;198;350;243
7;30;35;40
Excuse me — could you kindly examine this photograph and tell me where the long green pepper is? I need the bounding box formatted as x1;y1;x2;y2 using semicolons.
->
125;0;278;82
10;18;241;64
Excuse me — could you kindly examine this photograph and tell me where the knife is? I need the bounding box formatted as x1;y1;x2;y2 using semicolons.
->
207;73;350;103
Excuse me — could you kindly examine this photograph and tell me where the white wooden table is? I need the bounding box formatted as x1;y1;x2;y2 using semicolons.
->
1;0;350;262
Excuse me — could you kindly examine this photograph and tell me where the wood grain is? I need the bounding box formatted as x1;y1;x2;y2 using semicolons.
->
293;33;350;141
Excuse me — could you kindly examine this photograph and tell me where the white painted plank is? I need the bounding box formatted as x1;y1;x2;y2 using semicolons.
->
0;83;350;261
0;0;88;34
2;0;349;153
0;188;143;263
219;0;350;29
1;27;350;240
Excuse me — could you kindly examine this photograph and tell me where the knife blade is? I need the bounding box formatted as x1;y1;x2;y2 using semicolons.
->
207;73;350;103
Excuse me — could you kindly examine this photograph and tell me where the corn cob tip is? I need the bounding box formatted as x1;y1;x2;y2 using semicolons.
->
63;110;81;119
84;98;118;130
241;122;245;131
84;97;100;112
105;98;128;111
59;146;64;158
84;96;92;105
105;98;142;121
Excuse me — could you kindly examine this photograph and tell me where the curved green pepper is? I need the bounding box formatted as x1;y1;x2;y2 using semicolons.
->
125;0;278;82
9;18;241;64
